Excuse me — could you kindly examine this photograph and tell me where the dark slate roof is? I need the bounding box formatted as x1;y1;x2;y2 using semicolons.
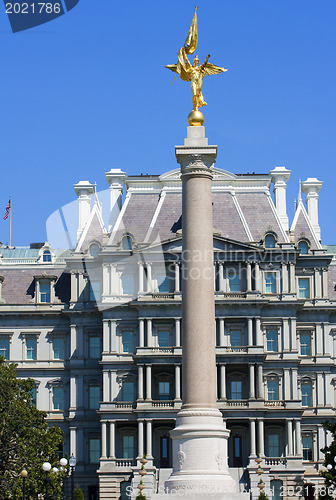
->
230;192;285;242
150;193;182;242
0;268;70;304
79;211;104;252
111;193;159;244
212;193;249;241
292;208;318;249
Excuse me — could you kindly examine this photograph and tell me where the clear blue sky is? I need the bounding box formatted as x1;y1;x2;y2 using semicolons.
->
0;0;335;246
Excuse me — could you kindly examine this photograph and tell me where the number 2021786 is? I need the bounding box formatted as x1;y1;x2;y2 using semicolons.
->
6;3;62;14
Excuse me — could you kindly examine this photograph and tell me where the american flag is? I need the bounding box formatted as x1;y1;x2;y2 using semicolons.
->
3;199;10;220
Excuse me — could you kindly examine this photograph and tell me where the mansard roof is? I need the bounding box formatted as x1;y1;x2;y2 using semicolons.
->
290;198;321;249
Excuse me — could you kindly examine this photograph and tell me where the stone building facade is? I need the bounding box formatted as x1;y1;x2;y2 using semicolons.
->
1;165;336;500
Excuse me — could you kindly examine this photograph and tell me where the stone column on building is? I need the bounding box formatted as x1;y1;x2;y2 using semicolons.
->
302;178;323;240
74;181;95;242
281;262;289;294
175;318;181;347
270;167;291;231
249;364;255;399
248;318;253;347
146;263;152;293
103;320;110;353
139;319;145;348
145;365;152;401
147;319;153;348
314;269;322;299
246;261;252;292
165;126;236;494
322;268;328;299
257;365;264;399
175;365;181;400
219;318;225;347
101;421;107;459
109;421;115;458
250;419;257;458
174;262;180;293
138;262;144;294
256;318;262;347
138;365;144;401
283;319;290;352
295;419;302;456
220;364;226;399
289;263;296;294
258;419;265;457
219;262;225;291
103;371;110;402
70;427;77;461
138;420;144;459
254;262;261;291
146;420;153;460
287;420;293;456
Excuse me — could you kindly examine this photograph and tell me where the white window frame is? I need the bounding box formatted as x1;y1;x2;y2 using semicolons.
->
0;333;12;360
155;326;172;349
265;328;279;352
297;276;311;299
263;271;280;294
23;333;40;361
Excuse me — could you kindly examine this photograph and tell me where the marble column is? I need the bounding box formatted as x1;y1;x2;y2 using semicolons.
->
146;420;153;459
174;262;180;293
249;364;255;399
250;419;257;457
139;319;145;348
219;262;225;291
254;262;261;291
138;262;144;294
287;420;293;456
248;318;253;347
246;262;252;292
295;419;302;456
175;318;181;347
220;364;226;399
165;126;235;494
175;364;181;400
257;364;263;399
138;420;144;458
146;365;152;401
109;421;115;458
147;319;153;348
101;421;107;458
258;419;265;456
138;365;144;401
219;318;225;347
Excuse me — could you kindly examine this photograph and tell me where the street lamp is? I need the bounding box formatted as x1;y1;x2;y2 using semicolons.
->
42;462;51;500
21;469;28;500
69;454;77;500
60;458;68;500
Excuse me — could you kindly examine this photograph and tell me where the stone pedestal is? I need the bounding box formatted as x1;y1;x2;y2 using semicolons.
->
155;126;242;499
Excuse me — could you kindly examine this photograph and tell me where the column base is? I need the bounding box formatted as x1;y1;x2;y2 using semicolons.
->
164;408;237;495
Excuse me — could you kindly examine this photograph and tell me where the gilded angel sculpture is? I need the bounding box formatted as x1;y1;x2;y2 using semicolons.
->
166;8;227;116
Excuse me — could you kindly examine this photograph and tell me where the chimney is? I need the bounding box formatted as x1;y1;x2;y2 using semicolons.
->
105;169;127;231
301;178;323;240
73;181;95;242
270;166;291;231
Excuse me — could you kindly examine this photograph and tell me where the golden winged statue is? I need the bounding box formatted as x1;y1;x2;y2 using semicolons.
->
166;8;227;117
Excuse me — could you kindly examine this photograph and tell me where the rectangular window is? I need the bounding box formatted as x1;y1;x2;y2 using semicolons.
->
89;281;100;301
30;386;37;406
230;330;241;347
89;385;100;410
298;278;310;299
265;273;277;294
302;435;313;461
121;275;133;295
122;332;134;353
228;270;240;292
122;381;135;401
267;380;279;401
40;282;51;303
158;381;170;400
300;333;311;356
158;275;169;293
89;438;100;463
53;386;64;410
266;330;278;352
231;380;242;400
122;435;134;459
158;330;170;348
89;336;100;359
53;338;64;360
0;337;10;359
26;337;37;360
268;433;280;457
301;382;312;407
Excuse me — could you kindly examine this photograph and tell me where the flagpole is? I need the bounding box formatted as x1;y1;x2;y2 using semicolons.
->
9;195;12;247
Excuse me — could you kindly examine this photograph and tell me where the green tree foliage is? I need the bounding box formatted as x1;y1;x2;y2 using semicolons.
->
73;484;85;500
320;420;336;498
0;357;65;499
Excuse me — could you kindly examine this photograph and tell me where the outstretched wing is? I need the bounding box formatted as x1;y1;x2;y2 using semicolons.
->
165;63;190;82
203;63;228;76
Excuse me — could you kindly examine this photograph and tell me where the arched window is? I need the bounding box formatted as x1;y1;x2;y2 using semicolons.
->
298;240;309;254
43;250;51;262
265;234;276;248
89;243;100;258
122;236;132;250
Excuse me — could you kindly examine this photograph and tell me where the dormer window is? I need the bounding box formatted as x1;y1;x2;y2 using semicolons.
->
265;234;276;249
43;250;52;262
298;240;309;255
122;235;133;251
89;243;100;258
34;275;58;304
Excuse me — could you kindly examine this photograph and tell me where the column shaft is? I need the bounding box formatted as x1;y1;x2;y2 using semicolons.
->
175;365;181;400
175;318;181;347
101;422;107;458
250;419;256;456
249;364;255;399
220;364;226;399
258;419;264;456
138;365;144;400
109;421;115;458
146;365;152;400
146;420;153;458
138;420;144;458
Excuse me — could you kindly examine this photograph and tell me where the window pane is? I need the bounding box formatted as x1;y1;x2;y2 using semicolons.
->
89;337;100;359
265;273;276;294
122;332;134;353
300;334;311;356
122;237;132;250
53;338;64;360
158;275;169;293
0;338;10;359
298;278;309;299
53;387;64;410
30;386;37;406
89;438;100;463
89;386;100;409
230;331;241;347
26;338;37;360
231;380;242;400
301;382;312;407
122;435;134;459
121;275;133;295
158;331;170;348
228;271;240;292
298;242;308;254
302;436;313;461
265;235;276;248
122;381;135;401
158;381;170;400
40;283;50;303
234;436;241;457
268;434;279;457
90;281;100;301
267;380;278;400
270;480;283;500
266;330;278;352
43;250;51;262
